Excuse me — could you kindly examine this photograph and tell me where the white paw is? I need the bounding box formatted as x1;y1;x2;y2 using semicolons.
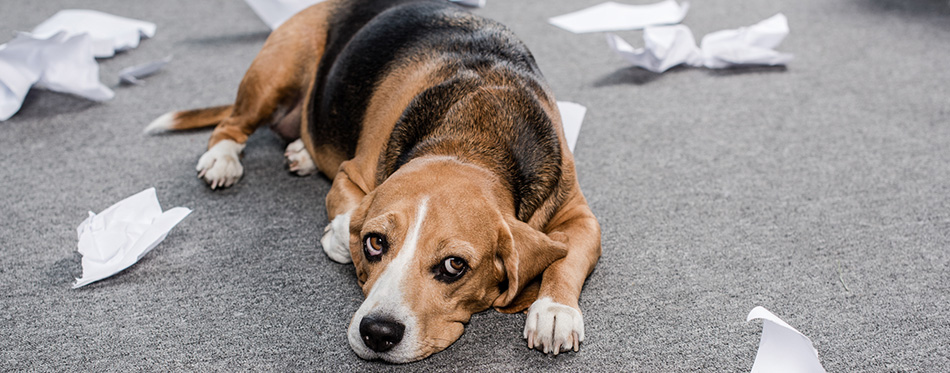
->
321;210;353;263
196;139;245;190
284;139;316;176
523;297;585;355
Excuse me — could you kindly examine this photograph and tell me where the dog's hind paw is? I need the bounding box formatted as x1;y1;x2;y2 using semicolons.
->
321;210;353;263
196;139;245;190
285;139;317;176
523;297;584;355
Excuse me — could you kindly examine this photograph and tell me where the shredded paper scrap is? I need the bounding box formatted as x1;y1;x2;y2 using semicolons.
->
73;188;191;288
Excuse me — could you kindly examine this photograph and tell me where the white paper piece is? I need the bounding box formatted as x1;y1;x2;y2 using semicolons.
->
0;10;155;121
119;55;173;85
606;26;701;73
557;101;586;153
32;9;157;58
549;0;690;34
700;13;793;69
73;188;192;288
607;13;791;73
0;37;44;121
448;0;486;7
244;0;326;30
747;306;826;373
0;31;114;121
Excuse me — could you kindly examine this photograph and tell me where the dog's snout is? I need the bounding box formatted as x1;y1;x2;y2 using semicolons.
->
359;316;405;353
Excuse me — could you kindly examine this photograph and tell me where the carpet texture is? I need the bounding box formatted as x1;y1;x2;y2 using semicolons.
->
2;0;948;371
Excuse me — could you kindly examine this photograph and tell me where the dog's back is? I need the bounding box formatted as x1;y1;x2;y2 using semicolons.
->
311;0;563;222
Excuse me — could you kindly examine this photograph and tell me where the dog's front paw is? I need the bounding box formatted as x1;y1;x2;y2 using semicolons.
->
284;139;317;176
523;297;584;355
321;210;353;263
196;139;245;189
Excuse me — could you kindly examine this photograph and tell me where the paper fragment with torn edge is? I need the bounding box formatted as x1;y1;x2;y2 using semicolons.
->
607;13;792;73
549;0;690;34
1;9;156;121
700;13;793;69
448;0;486;7
244;0;326;30
119;56;173;85
31;9;157;58
606;25;701;73
73;188;191;288
0;32;114;121
0;35;44;121
747;306;826;373
556;101;586;153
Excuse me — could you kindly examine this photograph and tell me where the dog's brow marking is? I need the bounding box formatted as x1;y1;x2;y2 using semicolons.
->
366;197;429;300
347;198;430;361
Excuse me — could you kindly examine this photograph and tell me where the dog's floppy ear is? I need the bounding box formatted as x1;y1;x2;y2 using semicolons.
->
348;191;376;286
493;216;568;310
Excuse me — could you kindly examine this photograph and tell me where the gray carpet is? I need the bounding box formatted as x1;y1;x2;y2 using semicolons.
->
2;0;949;371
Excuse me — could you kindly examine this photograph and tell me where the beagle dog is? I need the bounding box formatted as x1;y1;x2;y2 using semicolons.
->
147;0;601;363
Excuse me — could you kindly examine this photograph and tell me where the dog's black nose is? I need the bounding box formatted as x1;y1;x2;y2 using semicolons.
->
359;316;405;353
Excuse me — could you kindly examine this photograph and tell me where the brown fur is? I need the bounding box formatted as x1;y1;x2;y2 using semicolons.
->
165;105;233;131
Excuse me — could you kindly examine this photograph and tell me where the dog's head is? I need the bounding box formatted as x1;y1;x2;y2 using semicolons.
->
344;156;567;362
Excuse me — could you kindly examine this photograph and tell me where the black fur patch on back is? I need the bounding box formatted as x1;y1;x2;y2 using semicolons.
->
307;0;464;159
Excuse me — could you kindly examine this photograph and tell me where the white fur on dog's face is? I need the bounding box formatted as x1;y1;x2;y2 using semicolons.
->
347;198;429;363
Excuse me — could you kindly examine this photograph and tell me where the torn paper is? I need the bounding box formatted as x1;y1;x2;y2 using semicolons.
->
119;56;173;85
747;306;826;373
556;101;586;153
607;26;701;73
244;0;326;30
607;13;792;73
1;10;155;121
31;9;157;58
73;188;191;288
549;0;690;34
0;32;113;121
448;0;486;7
0;36;43;121
700;13;792;69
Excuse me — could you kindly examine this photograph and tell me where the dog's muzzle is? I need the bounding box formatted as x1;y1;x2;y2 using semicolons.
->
359;316;406;353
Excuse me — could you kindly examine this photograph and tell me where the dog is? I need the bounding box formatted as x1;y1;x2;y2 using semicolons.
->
146;0;601;363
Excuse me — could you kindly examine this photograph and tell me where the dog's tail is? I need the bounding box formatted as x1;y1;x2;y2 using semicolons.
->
144;105;233;134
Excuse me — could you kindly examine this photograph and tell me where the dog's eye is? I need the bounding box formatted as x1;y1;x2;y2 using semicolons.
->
363;233;388;261
435;257;468;282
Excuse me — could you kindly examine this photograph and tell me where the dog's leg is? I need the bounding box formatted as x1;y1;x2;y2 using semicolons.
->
524;194;601;355
321;161;371;263
195;3;333;189
198;66;299;189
